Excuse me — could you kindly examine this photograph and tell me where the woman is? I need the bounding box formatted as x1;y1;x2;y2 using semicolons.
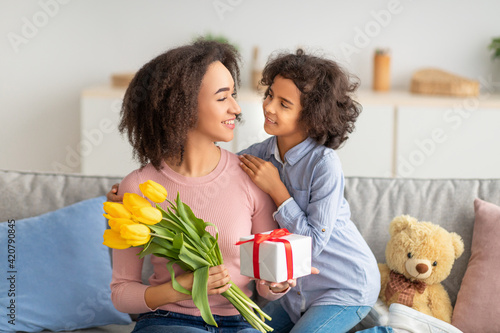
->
111;40;294;333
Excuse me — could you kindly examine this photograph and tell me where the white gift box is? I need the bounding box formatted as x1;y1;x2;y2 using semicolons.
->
238;230;312;283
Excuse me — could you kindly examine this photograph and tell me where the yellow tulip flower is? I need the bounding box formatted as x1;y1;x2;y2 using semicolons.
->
123;193;151;212
132;206;162;225
103;202;132;219
108;218;136;232
139;180;168;203
120;224;151;246
103;229;131;249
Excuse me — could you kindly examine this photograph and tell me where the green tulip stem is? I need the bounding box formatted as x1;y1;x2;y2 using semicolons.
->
223;286;273;332
150;233;197;254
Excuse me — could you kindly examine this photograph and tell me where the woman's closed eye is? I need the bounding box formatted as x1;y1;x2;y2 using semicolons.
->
217;92;237;102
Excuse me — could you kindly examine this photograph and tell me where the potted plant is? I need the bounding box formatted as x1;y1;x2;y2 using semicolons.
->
489;37;500;60
488;37;500;92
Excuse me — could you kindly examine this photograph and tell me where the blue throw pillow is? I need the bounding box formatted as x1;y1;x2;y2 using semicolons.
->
0;196;131;332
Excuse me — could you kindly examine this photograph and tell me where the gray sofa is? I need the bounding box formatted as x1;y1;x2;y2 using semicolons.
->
1;169;499;332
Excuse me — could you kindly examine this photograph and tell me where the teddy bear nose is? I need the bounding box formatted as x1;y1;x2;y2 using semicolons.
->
416;263;429;274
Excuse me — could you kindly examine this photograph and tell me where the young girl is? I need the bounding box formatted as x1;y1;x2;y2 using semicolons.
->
111;40;294;333
237;49;380;333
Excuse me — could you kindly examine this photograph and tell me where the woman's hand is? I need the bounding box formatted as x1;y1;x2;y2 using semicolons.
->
239;154;291;207
145;265;231;308
107;183;123;202
176;265;232;299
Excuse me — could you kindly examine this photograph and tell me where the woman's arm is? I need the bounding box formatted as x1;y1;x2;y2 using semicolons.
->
144;265;231;310
109;172;231;313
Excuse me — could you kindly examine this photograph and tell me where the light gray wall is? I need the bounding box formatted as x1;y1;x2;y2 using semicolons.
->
1;0;499;173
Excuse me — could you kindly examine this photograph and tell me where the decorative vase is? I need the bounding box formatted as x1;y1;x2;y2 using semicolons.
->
373;50;391;92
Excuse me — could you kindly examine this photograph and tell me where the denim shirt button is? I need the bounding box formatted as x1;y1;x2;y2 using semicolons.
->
322;228;326;232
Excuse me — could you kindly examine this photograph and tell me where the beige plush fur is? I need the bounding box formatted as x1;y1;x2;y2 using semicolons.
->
378;215;464;323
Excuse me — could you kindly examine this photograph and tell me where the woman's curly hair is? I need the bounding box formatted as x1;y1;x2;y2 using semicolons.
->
260;49;361;149
119;39;241;170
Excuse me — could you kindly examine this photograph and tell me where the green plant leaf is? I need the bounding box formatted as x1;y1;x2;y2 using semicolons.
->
139;242;179;259
179;242;211;270
192;266;217;327
166;261;192;296
176;194;207;237
148;224;176;239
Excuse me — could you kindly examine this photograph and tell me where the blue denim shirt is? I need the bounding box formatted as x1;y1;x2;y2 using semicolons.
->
240;136;380;323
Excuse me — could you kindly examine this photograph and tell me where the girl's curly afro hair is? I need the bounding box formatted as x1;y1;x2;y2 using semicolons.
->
261;49;361;149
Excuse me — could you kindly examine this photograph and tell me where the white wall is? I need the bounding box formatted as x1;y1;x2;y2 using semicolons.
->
1;0;499;174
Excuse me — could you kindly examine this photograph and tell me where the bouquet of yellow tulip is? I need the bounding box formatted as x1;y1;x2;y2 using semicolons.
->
102;180;273;332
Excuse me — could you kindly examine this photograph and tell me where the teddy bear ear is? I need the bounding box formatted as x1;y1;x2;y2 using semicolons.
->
451;232;465;259
389;215;418;236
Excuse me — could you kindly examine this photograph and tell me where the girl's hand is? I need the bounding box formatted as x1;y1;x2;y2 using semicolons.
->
107;183;123;202
257;267;320;294
239;154;291;206
258;278;296;293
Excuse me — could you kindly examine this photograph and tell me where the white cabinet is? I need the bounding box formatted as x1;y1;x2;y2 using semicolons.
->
396;106;500;178
80;87;139;176
356;90;500;178
80;86;500;178
336;105;394;178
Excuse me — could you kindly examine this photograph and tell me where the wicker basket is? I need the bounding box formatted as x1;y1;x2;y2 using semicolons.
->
111;72;136;88
410;68;479;97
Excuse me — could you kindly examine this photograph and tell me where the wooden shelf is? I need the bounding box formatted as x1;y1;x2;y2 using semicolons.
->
355;89;500;109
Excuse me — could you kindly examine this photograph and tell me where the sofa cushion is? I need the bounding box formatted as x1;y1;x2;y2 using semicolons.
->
451;198;500;332
0;196;131;332
0;170;122;222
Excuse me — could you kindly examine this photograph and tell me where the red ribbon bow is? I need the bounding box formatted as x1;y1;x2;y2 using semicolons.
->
236;228;294;281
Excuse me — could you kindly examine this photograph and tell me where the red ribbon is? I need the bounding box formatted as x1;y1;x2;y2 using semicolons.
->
236;228;293;280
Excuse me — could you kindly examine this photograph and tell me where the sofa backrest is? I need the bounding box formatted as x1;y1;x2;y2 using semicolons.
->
345;177;500;305
2;170;499;306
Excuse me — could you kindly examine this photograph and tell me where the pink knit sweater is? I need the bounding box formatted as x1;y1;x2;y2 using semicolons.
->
110;149;282;316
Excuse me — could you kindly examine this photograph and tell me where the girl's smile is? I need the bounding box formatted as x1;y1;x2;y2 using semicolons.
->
265;116;277;125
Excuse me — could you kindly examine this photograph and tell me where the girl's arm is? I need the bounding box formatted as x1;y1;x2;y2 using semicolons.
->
240;153;344;258
239;154;291;207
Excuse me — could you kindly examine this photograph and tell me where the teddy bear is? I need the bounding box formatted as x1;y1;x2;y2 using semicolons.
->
378;215;464;323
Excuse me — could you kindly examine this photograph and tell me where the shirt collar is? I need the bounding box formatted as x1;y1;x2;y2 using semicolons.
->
268;136;318;166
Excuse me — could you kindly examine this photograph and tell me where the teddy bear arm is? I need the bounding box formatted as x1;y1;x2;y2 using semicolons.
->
426;284;453;323
378;263;391;302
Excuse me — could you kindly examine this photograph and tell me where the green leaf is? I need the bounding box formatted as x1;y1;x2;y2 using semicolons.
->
179;242;211;270
169;211;209;253
176;194;207;237
148;224;176;240
138;237;155;258
172;232;185;250
166;261;192;296
152;236;178;252
192;266;217;327
205;221;219;235
161;212;189;235
140;241;180;260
